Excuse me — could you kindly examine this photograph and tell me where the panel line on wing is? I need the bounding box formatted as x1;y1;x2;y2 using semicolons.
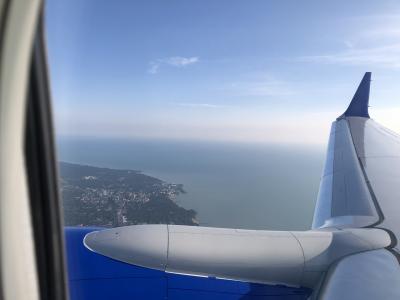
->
345;118;385;228
313;119;380;229
166;224;170;272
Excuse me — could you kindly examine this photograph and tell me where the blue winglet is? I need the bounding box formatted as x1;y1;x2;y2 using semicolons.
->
341;72;371;118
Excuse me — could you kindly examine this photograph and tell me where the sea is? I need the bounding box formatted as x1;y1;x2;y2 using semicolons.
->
56;137;325;231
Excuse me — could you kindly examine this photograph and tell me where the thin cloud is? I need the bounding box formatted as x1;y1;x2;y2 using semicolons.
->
301;44;400;68
164;56;199;67
299;15;400;69
148;62;160;74
227;74;296;97
148;56;199;74
172;102;229;109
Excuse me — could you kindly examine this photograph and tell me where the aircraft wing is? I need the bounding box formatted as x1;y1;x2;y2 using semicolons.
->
313;72;400;238
310;72;400;298
82;73;400;299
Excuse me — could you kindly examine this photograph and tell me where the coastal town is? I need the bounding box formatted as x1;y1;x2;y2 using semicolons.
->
59;162;198;227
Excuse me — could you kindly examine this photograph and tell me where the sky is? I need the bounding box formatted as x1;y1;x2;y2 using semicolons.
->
45;0;400;145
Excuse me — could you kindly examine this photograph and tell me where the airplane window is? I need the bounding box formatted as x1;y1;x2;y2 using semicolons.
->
44;1;400;299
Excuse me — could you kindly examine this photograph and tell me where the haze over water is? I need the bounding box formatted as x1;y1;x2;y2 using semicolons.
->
57;137;325;231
